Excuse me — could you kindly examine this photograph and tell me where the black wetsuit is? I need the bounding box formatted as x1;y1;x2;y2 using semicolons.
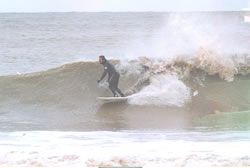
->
99;61;125;97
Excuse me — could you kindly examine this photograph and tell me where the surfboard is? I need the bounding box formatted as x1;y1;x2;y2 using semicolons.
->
96;96;128;103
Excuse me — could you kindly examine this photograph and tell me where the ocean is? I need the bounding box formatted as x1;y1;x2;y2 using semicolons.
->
0;12;250;167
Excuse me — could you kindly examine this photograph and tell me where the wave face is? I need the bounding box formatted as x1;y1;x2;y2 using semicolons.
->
0;61;140;131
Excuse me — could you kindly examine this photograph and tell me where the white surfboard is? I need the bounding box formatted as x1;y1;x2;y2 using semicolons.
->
96;96;128;103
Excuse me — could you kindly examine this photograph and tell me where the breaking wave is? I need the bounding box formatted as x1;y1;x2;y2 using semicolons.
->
1;49;250;105
0;48;250;130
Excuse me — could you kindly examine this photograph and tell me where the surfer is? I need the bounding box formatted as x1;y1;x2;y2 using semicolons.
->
98;55;125;97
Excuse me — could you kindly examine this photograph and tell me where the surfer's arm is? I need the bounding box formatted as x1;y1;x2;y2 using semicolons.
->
99;65;109;82
99;71;107;81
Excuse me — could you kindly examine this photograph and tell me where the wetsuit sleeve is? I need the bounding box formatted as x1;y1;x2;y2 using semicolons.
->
99;66;108;81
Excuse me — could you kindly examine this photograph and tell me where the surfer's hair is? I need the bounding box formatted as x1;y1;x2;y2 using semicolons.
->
99;55;107;62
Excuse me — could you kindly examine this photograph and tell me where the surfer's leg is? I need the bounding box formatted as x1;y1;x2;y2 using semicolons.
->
114;75;125;97
116;88;125;97
109;85;118;97
109;77;118;97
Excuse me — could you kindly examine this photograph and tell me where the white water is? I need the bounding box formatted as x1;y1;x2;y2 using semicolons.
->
1;130;250;167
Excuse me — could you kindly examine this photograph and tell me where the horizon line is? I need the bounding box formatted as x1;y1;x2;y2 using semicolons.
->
0;10;247;13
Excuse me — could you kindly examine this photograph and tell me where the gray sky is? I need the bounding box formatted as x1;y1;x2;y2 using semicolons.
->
0;0;249;12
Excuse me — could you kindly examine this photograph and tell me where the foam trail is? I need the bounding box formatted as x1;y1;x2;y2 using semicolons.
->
129;75;191;106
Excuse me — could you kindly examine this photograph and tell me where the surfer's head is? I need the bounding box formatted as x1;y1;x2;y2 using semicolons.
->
99;55;107;64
